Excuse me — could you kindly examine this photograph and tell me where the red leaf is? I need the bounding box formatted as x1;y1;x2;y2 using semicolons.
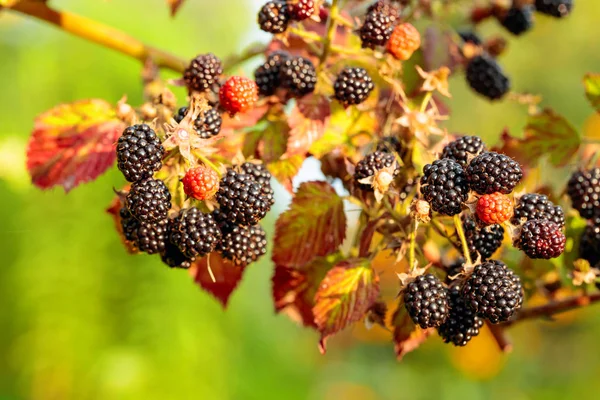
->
267;155;305;193
26;99;125;192
287;102;329;156
391;300;433;360
214;104;269;161
191;253;247;308
167;0;185;16
358;219;380;258
313;259;380;353
272;181;346;268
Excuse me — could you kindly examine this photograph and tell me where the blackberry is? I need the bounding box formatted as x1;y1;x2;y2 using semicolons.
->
404;274;449;329
567;168;600;219
254;51;290;96
463;216;505;261
161;241;194;269
441;135;487;169
420;158;469;216
173;106;222;139
465;55;510;100
516;219;566;259
500;6;534;36
399;176;417;201
366;0;401;18
216;170;272;226
116;124;164;182
258;1;290;34
183;53;223;92
445;259;465;283
279;56;317;97
240;162;275;206
462;260;523;323
438;286;484;346
289;0;314;20
466;152;523;195
218;224;268;266
359;9;396;49
333;67;375;107
512;193;565;228
354;151;398;191
126;178;171;223
133;219;168;255
120;207;139;243
535;0;573;18
458;31;482;45
169;208;222;259
580;217;600;266
376;136;403;155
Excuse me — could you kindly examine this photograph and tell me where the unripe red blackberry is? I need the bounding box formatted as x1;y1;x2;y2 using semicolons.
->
567;168;600;219
240;162;275;206
279;56;317;97
462;260;523;323
183;53;223;92
333;67;375;107
173;106;222;139
516;219;566;259
354;151;398;191
254;51;290;96
182;166;220;201
441;135;486;169
580;217;600;266
216;170;272;226
126;178;171;223
499;5;534;36
463;216;504;261
169;208;222;259
289;0;315;20
467;152;523;195
420;158;469;216
512;193;565;228
404;274;449;329
476;192;514;225
161;241;194;269
218;224;268;266
535;0;573;18
258;1;290;34
465;55;510;100
219;76;259;116
116;124;165;182
387;23;421;61
438;286;484;346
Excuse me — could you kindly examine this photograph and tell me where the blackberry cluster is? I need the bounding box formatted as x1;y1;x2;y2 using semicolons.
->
567;168;600;219
500;6;534;36
116;124;164;182
461;260;523;323
465;55;510;100
169;208;222;259
516;219;566;259
126;178;172;223
441;135;487;169
333;67;375;107
580;217;600;266
359;1;400;49
240;162;275;206
216;169;272;226
254;51;289;96
420;158;469;216
218;224;268;266
354;151;398;191
437;286;484;346
258;1;290;34
463;216;504;261
466;152;523;195
183;53;223;92
173;106;222;139
404;274;449;329
512;193;565;228
279;56;317;97
535;0;573;18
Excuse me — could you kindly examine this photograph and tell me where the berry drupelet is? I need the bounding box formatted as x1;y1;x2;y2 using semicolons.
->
279;56;317;97
258;1;291;34
535;0;573;18
333;67;375;107
466;152;523;195
173;106;222;139
463;215;504;261
183;53;223;92
354;151;398;191
441;135;487;169
116;124;164;183
219;76;259;116
216;170;272;226
254;51;290;96
218;224;268;266
438;286;484;346
465;54;510;100
420;158;470;216
169;208;222;259
404;274;449;329
516;219;566;259
126;178;171;223
240;162;275;207
500;5;534;36
567;168;600;219
512;193;565;228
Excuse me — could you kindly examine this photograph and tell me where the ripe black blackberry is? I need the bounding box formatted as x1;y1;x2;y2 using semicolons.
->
333;67;375;107
567;168;600;219
279;56;317;97
376;135;404;156
216;170;272;226
359;9;396;49
218;224;268;266
254;51;290;96
463;216;504;261
462;260;523;323
535;0;573;18
512;193;565;228
169;208;222;259
441;135;487;169
420;158;469;216
458;31;482;45
580;217;600;266
161;241;194;269
438;286;484;346
500;6;534;36
515;219;566;259
126;178;171;223
258;1;290;34
120;207;139;243
465;55;510;100
404;274;449;329
173;106;222;139
132;219;168;255
399;176;417;201
183;53;223;92
116;124;164;182
354;151;398;191
467;152;523;195
240;162;275;206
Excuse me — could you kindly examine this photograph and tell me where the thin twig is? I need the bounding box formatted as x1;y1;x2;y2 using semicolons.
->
319;0;342;70
223;42;269;72
486;322;513;353
453;214;473;265
408;220;418;271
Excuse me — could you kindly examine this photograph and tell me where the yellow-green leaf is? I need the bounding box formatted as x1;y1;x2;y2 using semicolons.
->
267;155;305;193
584;73;600;113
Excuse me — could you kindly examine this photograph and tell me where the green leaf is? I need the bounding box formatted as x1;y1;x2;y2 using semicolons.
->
313;259;380;353
272;181;346;268
391;299;433;360
244;117;289;163
584;73;600;113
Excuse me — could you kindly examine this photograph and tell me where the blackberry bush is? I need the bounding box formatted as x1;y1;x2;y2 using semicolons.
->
254;51;290;96
354;151;397;191
258;1;290;34
535;0;573;18
580;217;600;266
218;224;268;266
240;162;275;206
500;6;534;36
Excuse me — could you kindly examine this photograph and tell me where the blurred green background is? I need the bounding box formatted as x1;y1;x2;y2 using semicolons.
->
1;1;600;399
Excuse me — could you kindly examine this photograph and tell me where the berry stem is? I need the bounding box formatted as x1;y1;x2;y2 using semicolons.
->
453;214;473;266
192;151;222;179
419;92;433;113
319;0;342;71
6;0;187;73
583;137;600;145
408;220;418;271
486;321;513;353
288;27;325;43
223;42;269;73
